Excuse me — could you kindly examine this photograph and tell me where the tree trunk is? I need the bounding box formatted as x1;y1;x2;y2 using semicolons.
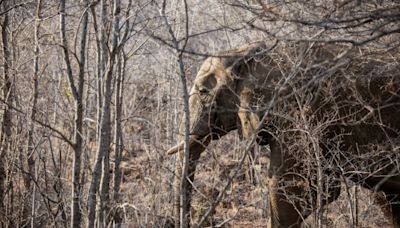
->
111;52;125;227
0;3;12;226
97;0;108;134
87;0;121;226
160;0;191;226
59;0;89;226
87;53;115;228
22;0;42;226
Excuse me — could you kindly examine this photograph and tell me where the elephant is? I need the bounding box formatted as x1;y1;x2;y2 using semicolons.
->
167;40;400;227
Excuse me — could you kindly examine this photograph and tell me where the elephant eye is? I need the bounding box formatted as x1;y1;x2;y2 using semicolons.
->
199;87;209;94
196;85;210;94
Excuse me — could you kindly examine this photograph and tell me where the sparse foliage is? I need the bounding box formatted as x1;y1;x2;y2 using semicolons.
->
0;0;399;227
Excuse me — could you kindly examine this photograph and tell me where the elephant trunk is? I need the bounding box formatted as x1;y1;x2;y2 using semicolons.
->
169;94;213;226
172;137;209;227
171;135;211;227
168;92;214;154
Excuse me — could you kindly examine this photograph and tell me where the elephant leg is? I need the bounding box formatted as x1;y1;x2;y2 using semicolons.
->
268;175;342;227
374;191;400;227
238;107;260;140
268;176;305;228
268;139;341;227
268;138;306;228
173;146;203;227
238;108;260;183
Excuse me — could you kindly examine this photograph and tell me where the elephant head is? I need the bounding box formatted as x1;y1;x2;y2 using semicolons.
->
166;56;240;156
166;42;278;225
167;42;277;155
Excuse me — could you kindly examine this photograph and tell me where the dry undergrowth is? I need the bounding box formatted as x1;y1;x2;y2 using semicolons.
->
118;132;391;227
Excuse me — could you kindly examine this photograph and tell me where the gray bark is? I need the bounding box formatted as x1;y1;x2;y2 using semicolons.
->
73;1;88;226
59;0;89;226
160;0;190;226
87;0;120;226
0;2;12;226
99;0;121;224
23;0;42;226
110;52;125;227
97;0;108;135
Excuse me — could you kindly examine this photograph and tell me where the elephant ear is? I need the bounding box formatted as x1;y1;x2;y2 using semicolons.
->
222;42;272;142
221;42;269;78
223;56;244;79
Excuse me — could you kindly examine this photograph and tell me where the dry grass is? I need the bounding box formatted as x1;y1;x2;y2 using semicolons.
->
117;131;392;227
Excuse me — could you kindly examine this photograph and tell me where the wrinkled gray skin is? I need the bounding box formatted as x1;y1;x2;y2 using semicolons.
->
167;41;400;227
